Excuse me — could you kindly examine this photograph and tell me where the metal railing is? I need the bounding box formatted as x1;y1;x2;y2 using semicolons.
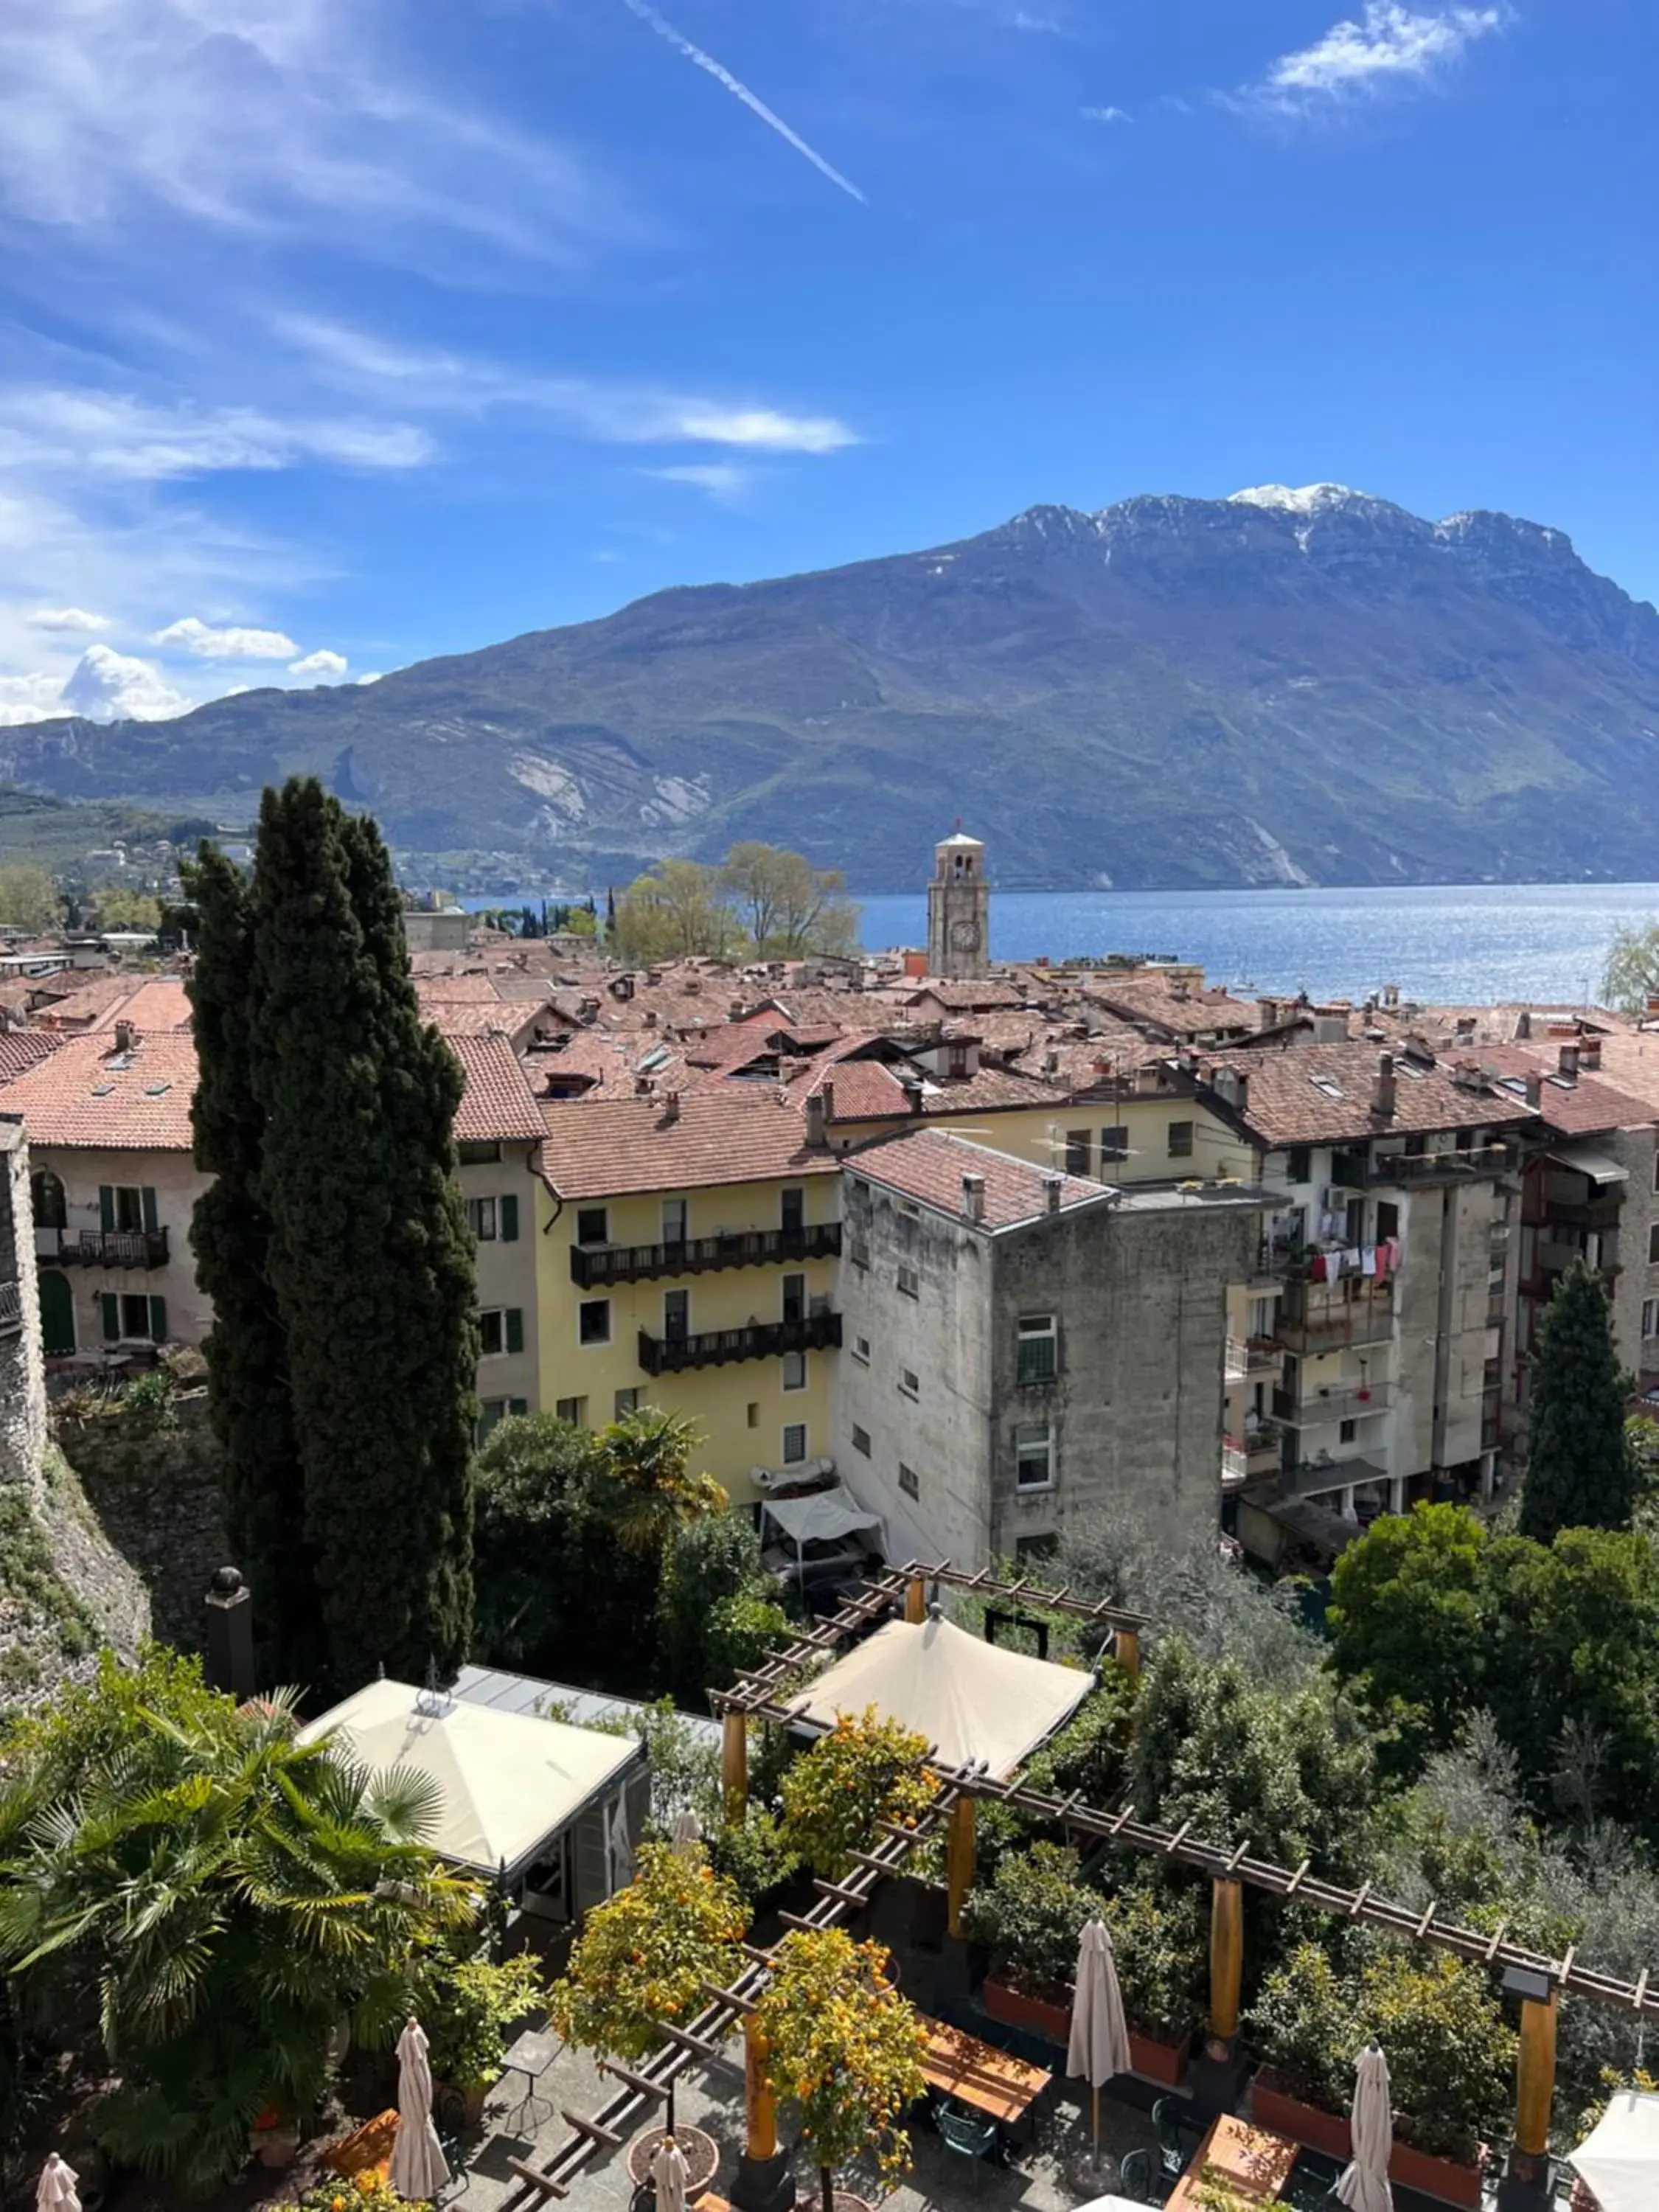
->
1274;1296;1395;1352
571;1222;841;1287
636;1310;842;1376
38;1227;169;1269
1273;1379;1392;1425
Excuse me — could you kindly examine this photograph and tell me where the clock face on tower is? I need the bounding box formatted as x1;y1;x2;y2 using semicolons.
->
950;919;981;953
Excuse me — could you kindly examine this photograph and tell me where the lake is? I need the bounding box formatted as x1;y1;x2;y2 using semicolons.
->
854;881;1659;1006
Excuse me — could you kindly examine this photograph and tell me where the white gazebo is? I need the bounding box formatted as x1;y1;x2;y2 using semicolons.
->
793;1611;1093;1778
1571;2087;1659;2212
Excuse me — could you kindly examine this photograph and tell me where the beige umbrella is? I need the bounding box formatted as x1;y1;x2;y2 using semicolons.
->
37;2156;80;2212
1068;1918;1132;2163
653;2132;691;2212
669;1809;703;1860
390;2017;452;2201
1335;2041;1394;2212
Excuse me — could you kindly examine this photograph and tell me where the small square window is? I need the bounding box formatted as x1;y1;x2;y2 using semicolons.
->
578;1298;611;1346
852;1424;872;1456
576;1206;608;1246
614;1388;641;1418
899;1367;919;1399
1100;1125;1129;1164
556;1396;588;1425
1285;1145;1312;1186
897;1197;919;1219
1015;1422;1054;1491
1064;1130;1091;1175
458;1139;501;1164
1649;1224;1659;1266
782;1349;807;1391
897;1265;919;1299
465;1195;498;1241
1339;1418;1357;1444
476;1397;509;1441
747;1402;759;1428
1644;1298;1659;1341
1167;1120;1194;1160
479;1309;505;1357
898;1462;919;1500
782;1423;807;1465
852;1334;871;1364
850;1234;870;1271
1016;1314;1057;1385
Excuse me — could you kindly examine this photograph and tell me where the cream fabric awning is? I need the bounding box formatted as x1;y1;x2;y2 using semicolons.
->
793;1614;1093;1779
1546;1141;1628;1186
761;1484;883;1548
299;1677;640;1879
1570;2088;1659;2212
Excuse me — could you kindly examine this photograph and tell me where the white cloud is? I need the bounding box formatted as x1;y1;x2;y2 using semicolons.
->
1247;4;1509;112
1080;105;1132;123
0;386;431;483
154;616;299;659
675;408;853;454
24;605;111;633
355;670;385;684
643;462;755;501
0;670;68;726
60;644;192;722
289;647;349;676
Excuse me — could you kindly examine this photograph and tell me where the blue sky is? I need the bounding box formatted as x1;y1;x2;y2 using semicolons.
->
0;0;1652;725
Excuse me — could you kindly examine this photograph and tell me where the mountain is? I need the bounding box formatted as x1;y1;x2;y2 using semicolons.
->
6;484;1659;890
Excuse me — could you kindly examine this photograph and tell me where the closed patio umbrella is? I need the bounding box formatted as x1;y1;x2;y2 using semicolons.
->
389;2017;452;2202
653;2133;691;2212
1068;1918;1132;2163
1335;2041;1394;2212
669;1809;703;1860
37;2156;80;2212
1571;2087;1659;2212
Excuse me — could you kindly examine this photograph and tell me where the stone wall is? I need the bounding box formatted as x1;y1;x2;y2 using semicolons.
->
0;1121;48;1493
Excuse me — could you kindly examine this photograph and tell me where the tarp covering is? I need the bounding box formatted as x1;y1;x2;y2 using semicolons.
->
299;1677;639;1879
1546;1141;1629;1186
794;1614;1092;1778
1570;2088;1659;2212
761;1484;883;1548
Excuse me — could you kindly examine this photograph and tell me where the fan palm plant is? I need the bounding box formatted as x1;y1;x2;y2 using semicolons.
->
0;1672;475;2185
594;1408;727;1556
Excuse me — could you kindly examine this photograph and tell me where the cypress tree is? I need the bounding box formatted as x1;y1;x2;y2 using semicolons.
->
185;846;323;1686
243;781;477;1693
1519;1256;1636;1545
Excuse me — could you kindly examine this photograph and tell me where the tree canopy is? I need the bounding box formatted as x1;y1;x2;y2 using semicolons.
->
612;841;860;965
0;862;60;932
1520;1258;1637;1544
1601;919;1659;1015
1329;1503;1489;1761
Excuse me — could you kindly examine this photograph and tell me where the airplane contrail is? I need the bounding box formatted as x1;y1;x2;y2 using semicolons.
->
619;0;868;206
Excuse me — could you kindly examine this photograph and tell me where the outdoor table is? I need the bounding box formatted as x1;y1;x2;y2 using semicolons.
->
500;2028;561;2135
1161;2112;1298;2210
917;2016;1051;2131
324;2110;399;2183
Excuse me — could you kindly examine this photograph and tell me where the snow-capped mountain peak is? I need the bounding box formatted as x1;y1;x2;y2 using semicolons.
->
1228;482;1373;516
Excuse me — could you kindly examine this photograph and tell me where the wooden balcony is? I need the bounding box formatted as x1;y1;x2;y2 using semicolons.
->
637;1310;842;1377
572;1222;841;1287
38;1227;169;1269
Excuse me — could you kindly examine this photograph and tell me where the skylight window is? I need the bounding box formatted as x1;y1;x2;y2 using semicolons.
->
91;1082;114;1096
1310;1077;1344;1099
105;1052;133;1071
144;1082;171;1096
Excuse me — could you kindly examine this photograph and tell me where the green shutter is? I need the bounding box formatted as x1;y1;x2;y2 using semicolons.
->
100;1293;119;1343
504;1307;524;1355
509;1397;529;1418
98;1186;115;1232
141;1186;159;1233
148;1296;167;1343
500;1193;519;1242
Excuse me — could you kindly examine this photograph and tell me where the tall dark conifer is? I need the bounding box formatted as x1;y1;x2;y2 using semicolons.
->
185;846;322;1686
1519;1256;1636;1545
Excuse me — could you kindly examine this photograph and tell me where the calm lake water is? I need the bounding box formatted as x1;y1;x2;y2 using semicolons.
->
855;882;1659;1006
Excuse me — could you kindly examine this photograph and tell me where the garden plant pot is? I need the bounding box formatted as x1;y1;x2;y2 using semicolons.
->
1126;2026;1192;2088
981;1975;1070;2045
1250;2070;1485;2209
253;2129;300;2169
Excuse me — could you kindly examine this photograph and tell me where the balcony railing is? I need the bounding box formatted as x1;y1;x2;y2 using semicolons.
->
1547;1195;1621;1232
1366;1144;1522;1186
572;1222;841;1287
1274;1293;1395;1353
37;1227;169;1269
0;1278;20;1335
1222;1441;1249;1489
637;1310;842;1377
1273;1379;1392;1426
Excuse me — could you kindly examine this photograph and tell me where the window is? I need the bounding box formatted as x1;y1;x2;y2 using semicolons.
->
897;1197;919;1219
555;1396;588;1425
1285;1145;1312;1186
662;1197;688;1245
782;1423;807;1464
465;1195;498;1241
850;1234;870;1271
1654;1153;1659;1195
458;1139;501;1164
1100;1125;1129;1164
100;1291;166;1343
1015;1533;1060;1564
1167;1121;1194;1160
852;1424;872;1456
31;1169;66;1230
898;1462;919;1500
1016;1314;1057;1384
576;1206;608;1246
781;1186;804;1234
852;1334;871;1363
476;1395;528;1440
1644;1300;1659;1340
782;1273;806;1324
577;1298;611;1346
899;1367;919;1399
664;1288;689;1342
1015;1422;1054;1491
947;1044;970;1079
614;1387;641;1418
782;1349;807;1391
479;1307;525;1357
1650;1225;1659;1266
1339;1418;1357;1444
1064;1130;1091;1175
747;1402;760;1428
897;1265;919;1299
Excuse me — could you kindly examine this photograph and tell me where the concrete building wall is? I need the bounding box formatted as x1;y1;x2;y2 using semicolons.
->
462;1139;543;1419
1607;1124;1659;1383
0;1123;47;1492
29;1143;209;1356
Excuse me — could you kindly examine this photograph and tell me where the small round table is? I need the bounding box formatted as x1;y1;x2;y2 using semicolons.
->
626;2126;720;2200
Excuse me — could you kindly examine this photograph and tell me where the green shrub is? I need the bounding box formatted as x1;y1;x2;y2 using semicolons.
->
1102;1874;1209;2044
1245;1941;1352;2110
707;1806;801;1902
961;1841;1093;1997
417;1950;546;2090
1357;1948;1515;2162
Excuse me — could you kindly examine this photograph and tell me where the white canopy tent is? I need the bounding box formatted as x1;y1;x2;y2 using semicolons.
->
1570;2088;1659;2212
760;1482;883;1557
793;1613;1093;1778
299;1677;641;1884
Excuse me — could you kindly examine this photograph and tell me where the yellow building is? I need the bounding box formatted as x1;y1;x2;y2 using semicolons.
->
535;1089;843;1506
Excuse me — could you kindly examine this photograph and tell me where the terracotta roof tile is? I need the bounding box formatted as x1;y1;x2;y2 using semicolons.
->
1462;1046;1656;1135
538;1089;838;1199
1207;1040;1540;1147
853;1128;1106;1230
0;1030;198;1148
88;977;193;1032
1085;979;1259;1039
448;1034;546;1144
903;980;1028;1012
0;1032;60;1085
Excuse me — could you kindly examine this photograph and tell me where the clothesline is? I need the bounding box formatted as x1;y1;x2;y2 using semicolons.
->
1307;1237;1402;1284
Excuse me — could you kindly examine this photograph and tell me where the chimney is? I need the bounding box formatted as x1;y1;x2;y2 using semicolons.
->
1382;982;1400;1009
1559;1043;1579;1082
961;1172;986;1224
1371;1051;1397;1121
1042;1172;1064;1215
729;998;746;1020
1257;996;1280;1032
114;1019;135;1054
661;1089;681;1124
805;1088;827;1148
1580;1037;1601;1071
1524;1071;1542;1108
1043;1047;1060;1075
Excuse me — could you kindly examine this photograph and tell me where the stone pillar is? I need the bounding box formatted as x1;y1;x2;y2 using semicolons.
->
731;2014;794;2212
946;1795;977;1938
722;1710;748;1820
204;1565;255;1697
904;1576;927;1625
1209;1878;1244;2046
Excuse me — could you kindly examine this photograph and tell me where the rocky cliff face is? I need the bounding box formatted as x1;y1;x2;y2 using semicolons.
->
3;485;1658;888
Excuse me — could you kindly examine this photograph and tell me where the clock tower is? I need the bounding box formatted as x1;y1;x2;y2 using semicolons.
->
926;829;990;980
